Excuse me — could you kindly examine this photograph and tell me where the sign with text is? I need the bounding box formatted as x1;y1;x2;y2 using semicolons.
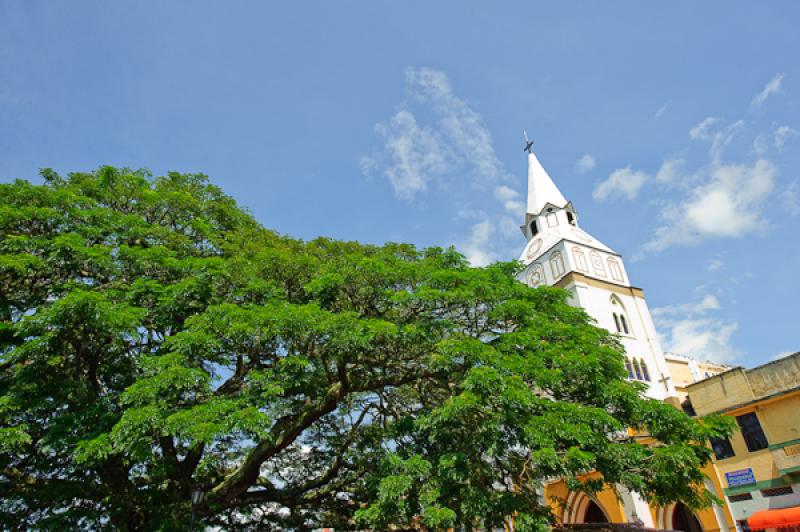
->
726;468;756;488
784;443;800;457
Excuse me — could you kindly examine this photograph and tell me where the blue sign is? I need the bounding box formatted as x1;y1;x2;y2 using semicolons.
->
726;468;756;488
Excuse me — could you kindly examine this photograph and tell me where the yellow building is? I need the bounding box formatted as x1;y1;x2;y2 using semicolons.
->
665;353;732;414
685;352;800;532
665;353;732;401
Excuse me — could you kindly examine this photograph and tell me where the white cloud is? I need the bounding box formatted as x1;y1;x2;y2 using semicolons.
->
653;294;721;318
705;258;724;272
661;319;739;363
367;109;451;200
655;101;671;120
576;154;596;173
493;184;518;202
406;67;506;183
653;294;739;363
494;185;524;216
365;66;532;265
644;159;776;252
593;165;648;202
365;66;513;207
689;117;718;140
784;181;800;216
774;125;797;149
710;120;744;163
655;158;685;183
459;217;495;267
752;73;785;108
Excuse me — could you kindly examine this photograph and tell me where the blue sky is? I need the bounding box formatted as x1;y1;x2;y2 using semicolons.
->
1;2;798;366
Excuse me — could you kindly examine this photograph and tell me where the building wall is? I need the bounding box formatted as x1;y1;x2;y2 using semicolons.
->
686;354;800;528
553;271;674;401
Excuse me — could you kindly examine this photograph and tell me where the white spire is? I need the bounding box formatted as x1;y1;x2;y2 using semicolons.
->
526;151;567;215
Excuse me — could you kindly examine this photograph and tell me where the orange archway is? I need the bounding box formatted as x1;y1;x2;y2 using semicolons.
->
657;502;703;532
564;492;611;524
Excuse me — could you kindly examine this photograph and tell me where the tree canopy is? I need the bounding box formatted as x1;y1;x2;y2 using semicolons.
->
0;167;731;530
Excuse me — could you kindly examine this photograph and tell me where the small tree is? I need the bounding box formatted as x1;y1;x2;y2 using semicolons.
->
0;168;731;530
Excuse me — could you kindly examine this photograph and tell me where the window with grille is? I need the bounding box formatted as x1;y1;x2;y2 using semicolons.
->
729;493;753;502
710;437;735;459
761;486;793;497
736;412;769;452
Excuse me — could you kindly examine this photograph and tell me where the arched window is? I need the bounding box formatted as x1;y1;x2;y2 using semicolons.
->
607;257;623;282
619;314;629;334
610;296;633;336
633;359;644;380
640;359;651;381
572;247;588;272
550;251;565;278
529;219;538;237
624;358;634;379
566;211;576;226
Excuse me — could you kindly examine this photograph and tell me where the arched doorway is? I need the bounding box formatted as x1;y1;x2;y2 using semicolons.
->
584;500;610;524
672;503;702;532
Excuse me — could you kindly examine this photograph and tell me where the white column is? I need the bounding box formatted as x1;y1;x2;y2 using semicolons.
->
705;478;731;532
617;485;655;527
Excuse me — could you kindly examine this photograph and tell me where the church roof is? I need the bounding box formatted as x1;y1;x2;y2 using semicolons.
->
517;223;616;264
526;152;567;215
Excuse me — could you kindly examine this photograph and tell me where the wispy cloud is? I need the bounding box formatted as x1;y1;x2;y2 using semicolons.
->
655;101;671;120
575;153;596;173
637;104;777;256
494;185;525;216
752;73;785;109
753;133;769;155
653;294;739;363
705;258;724;272
458;215;495;267
364;67;524;265
364;67;516;203
774;125;797;149
361;109;450;200
689;117;718;140
784;181;800;217
643;158;776;253
406;67;507;183
593;165;647;201
655;158;685;183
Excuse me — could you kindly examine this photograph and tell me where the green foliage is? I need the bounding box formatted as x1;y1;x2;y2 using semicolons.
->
0;167;731;530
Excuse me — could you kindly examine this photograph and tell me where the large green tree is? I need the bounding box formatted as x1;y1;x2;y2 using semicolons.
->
0;168;730;530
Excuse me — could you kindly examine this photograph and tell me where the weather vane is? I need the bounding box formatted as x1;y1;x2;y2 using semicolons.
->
523;130;534;153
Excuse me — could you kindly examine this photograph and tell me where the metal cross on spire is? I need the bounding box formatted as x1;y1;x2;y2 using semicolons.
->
523;130;534;153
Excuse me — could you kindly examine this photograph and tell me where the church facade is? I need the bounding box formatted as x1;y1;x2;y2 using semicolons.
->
516;151;734;532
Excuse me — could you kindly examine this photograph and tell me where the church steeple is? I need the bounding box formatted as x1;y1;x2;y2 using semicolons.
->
515;147;676;402
519;150;584;246
526;152;567;216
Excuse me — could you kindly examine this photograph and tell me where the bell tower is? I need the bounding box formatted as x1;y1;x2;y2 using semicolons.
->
517;151;676;401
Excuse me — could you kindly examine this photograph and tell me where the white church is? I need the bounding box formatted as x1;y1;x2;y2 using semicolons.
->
516;150;733;532
517;150;676;399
